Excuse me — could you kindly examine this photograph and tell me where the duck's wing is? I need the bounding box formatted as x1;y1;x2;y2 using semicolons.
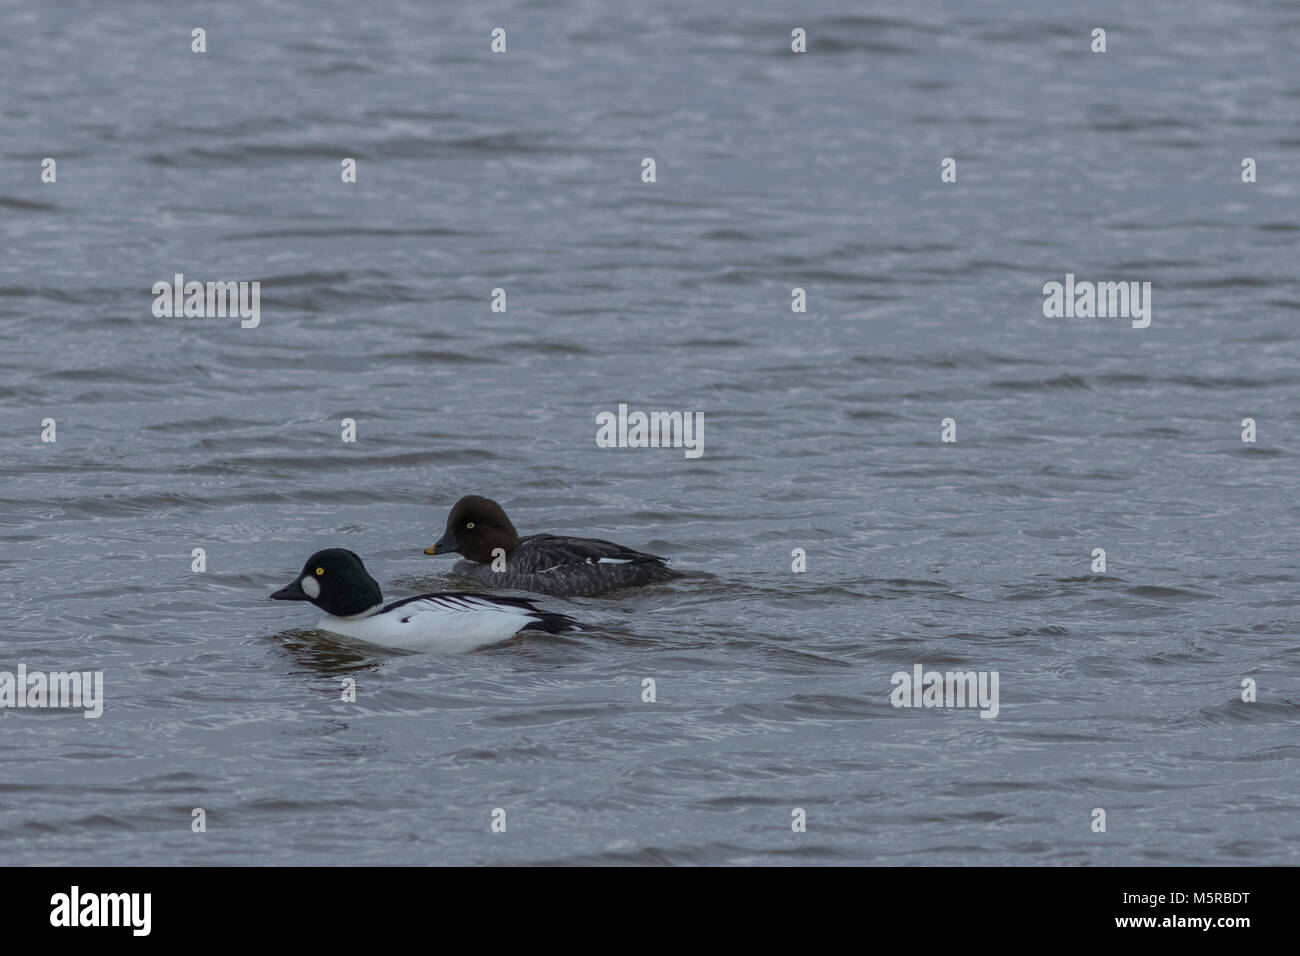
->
517;533;671;570
381;592;579;633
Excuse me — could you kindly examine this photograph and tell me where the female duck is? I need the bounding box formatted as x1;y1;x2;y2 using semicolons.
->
271;548;577;652
424;495;681;597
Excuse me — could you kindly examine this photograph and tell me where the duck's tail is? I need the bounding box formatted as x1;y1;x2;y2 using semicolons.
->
523;608;582;633
460;593;583;633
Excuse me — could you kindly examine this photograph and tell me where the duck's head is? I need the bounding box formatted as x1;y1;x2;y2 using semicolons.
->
271;548;383;617
425;495;519;563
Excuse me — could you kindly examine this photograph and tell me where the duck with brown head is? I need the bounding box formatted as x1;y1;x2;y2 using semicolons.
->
425;495;682;597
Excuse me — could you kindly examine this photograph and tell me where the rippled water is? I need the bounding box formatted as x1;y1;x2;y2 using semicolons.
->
2;0;1298;865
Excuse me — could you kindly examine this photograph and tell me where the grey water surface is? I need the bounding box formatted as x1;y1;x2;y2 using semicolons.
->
1;0;1298;865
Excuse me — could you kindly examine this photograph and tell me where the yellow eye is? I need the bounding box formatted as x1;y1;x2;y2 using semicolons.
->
315;567;324;576
466;522;475;529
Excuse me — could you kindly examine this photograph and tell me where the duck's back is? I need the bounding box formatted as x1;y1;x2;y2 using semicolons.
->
452;533;680;597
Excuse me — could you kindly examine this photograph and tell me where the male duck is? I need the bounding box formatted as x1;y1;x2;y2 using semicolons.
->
271;548;577;652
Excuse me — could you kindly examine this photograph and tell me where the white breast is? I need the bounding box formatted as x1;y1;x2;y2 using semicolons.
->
316;596;538;652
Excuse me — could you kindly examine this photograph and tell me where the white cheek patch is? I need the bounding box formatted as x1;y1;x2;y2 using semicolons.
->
301;576;321;599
